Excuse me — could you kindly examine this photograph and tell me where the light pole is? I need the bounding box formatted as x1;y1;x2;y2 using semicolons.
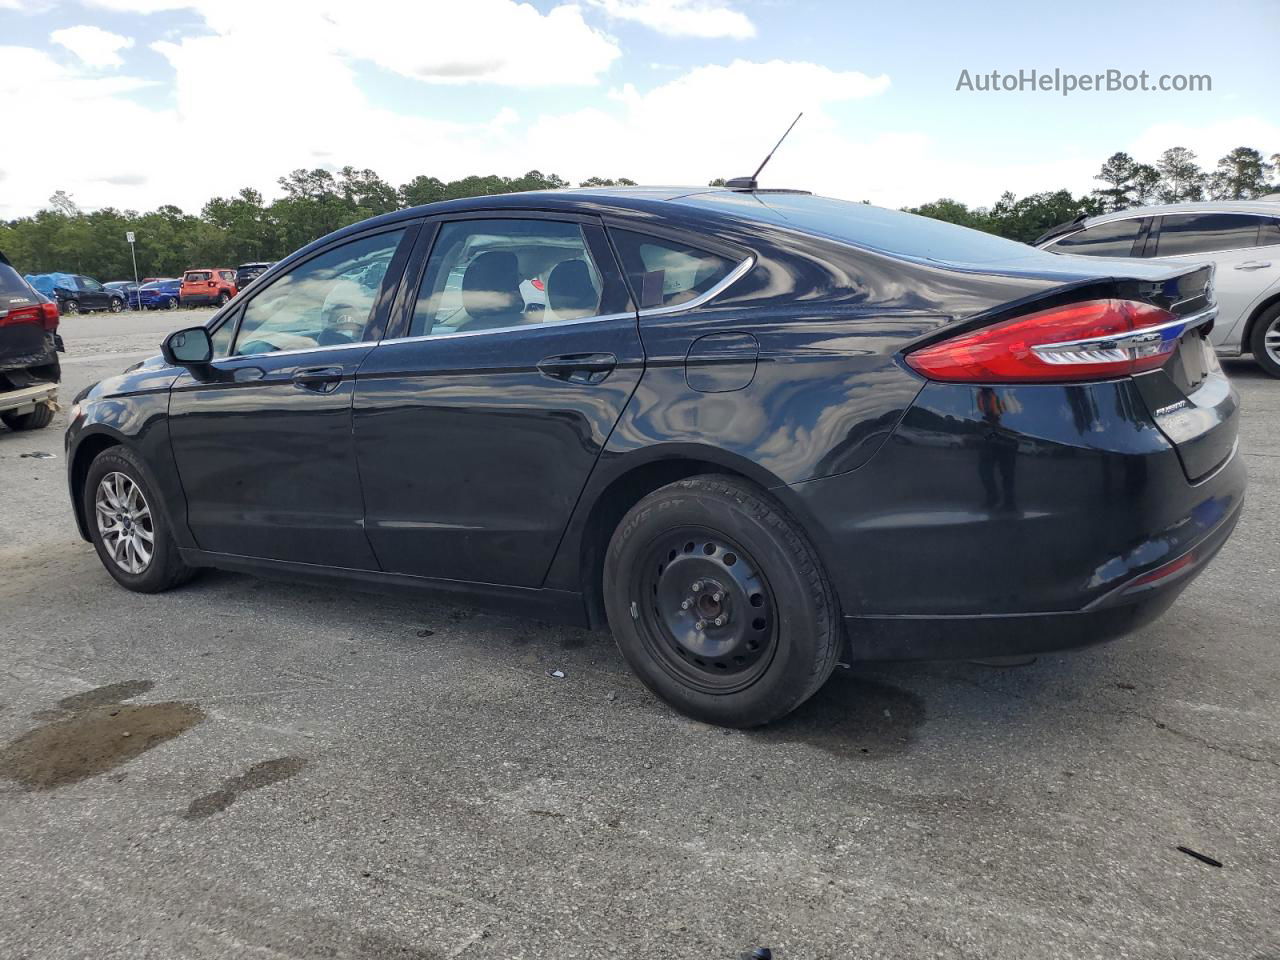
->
126;231;139;310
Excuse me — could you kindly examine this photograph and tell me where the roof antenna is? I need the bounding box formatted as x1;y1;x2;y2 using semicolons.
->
725;112;803;192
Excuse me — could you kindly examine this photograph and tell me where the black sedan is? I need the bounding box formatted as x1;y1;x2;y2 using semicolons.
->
65;187;1244;727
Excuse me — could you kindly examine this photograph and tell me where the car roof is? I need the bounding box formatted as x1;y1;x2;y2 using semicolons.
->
1079;198;1280;225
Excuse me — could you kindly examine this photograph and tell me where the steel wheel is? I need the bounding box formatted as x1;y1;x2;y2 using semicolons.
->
94;471;155;575
637;527;777;693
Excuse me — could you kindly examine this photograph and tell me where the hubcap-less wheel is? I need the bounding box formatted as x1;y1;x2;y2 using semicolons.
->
1264;315;1280;367
639;529;776;693
94;471;154;574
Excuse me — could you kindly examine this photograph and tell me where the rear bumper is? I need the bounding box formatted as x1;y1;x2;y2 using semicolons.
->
843;495;1241;661
784;376;1246;662
0;382;58;416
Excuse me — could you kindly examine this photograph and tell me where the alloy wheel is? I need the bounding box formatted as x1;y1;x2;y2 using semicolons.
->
637;528;777;693
64;300;79;315
94;471;155;575
1265;314;1280;367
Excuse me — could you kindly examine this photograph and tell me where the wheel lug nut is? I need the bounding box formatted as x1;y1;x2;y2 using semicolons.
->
691;581;703;592
713;616;725;627
712;592;722;602
695;620;705;631
680;600;690;610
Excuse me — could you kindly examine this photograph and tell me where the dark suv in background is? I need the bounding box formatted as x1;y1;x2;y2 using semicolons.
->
27;273;124;315
235;261;274;290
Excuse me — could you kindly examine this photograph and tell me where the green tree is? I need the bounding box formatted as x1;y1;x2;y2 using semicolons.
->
1131;164;1161;205
1156;147;1206;203
1092;152;1139;211
1208;147;1274;200
578;177;637;187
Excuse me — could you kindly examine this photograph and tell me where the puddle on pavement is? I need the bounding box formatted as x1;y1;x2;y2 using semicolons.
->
184;756;308;820
0;680;204;791
752;673;925;759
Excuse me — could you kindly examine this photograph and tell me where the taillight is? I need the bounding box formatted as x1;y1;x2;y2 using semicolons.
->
905;299;1185;383
0;302;59;331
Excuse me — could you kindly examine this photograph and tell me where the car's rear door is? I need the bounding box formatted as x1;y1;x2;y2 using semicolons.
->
1146;212;1280;351
352;213;641;588
166;223;418;567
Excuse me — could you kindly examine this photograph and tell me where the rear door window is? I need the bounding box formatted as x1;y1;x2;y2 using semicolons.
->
608;229;735;309
1051;219;1144;257
409;219;604;338
1153;214;1267;257
1261;219;1280;247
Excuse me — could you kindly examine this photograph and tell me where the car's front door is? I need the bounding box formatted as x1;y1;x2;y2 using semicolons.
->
167;224;416;567
353;214;642;587
79;276;110;309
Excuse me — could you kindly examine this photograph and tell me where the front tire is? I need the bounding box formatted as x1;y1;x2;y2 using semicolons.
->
1;404;55;431
1251;303;1280;378
63;299;79;315
604;475;840;728
84;446;197;593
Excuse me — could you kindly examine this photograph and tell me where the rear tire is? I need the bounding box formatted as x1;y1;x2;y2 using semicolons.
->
1250;303;1280;378
604;475;840;728
167;298;179;311
1;404;55;431
217;292;230;306
109;298;123;313
84;446;198;593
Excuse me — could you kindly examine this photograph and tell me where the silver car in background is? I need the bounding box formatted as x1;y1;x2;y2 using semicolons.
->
1036;199;1280;377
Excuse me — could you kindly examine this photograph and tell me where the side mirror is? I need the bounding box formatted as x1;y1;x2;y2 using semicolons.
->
162;326;213;366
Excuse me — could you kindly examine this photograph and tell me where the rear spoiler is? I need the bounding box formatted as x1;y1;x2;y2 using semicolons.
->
1032;213;1090;247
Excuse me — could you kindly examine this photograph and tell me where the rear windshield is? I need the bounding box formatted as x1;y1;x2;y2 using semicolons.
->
185;271;212;282
680;191;1043;266
0;262;36;298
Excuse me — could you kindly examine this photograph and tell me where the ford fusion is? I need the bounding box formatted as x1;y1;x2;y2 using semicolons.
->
65;187;1244;727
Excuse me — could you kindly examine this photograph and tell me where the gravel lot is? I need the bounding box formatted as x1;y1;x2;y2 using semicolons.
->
2;309;1277;960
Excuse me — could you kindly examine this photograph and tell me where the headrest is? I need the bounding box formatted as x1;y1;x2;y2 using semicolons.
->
462;251;521;321
547;259;597;319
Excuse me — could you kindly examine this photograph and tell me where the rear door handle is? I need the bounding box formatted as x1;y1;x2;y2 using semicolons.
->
1235;261;1272;270
537;353;617;384
291;366;344;392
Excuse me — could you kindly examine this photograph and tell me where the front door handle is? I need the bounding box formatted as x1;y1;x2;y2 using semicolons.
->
1235;261;1272;270
291;366;344;392
537;353;617;384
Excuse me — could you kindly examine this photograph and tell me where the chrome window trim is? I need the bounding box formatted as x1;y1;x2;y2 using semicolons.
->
635;255;755;317
209;339;373;366
379;311;637;347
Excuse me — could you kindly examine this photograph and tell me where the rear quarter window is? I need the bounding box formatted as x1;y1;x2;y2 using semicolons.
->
608;229;735;309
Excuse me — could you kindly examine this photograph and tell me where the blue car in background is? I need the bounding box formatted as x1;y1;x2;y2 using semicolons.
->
105;281;141;310
138;278;182;310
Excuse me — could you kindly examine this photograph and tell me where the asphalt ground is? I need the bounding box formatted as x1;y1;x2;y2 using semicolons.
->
1;308;1277;959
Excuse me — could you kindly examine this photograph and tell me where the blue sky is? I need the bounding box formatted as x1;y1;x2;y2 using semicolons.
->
1;0;1276;218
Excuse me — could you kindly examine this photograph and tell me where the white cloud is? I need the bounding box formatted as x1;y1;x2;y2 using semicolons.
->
87;0;621;86
1127;116;1280;170
50;25;135;68
589;0;754;39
